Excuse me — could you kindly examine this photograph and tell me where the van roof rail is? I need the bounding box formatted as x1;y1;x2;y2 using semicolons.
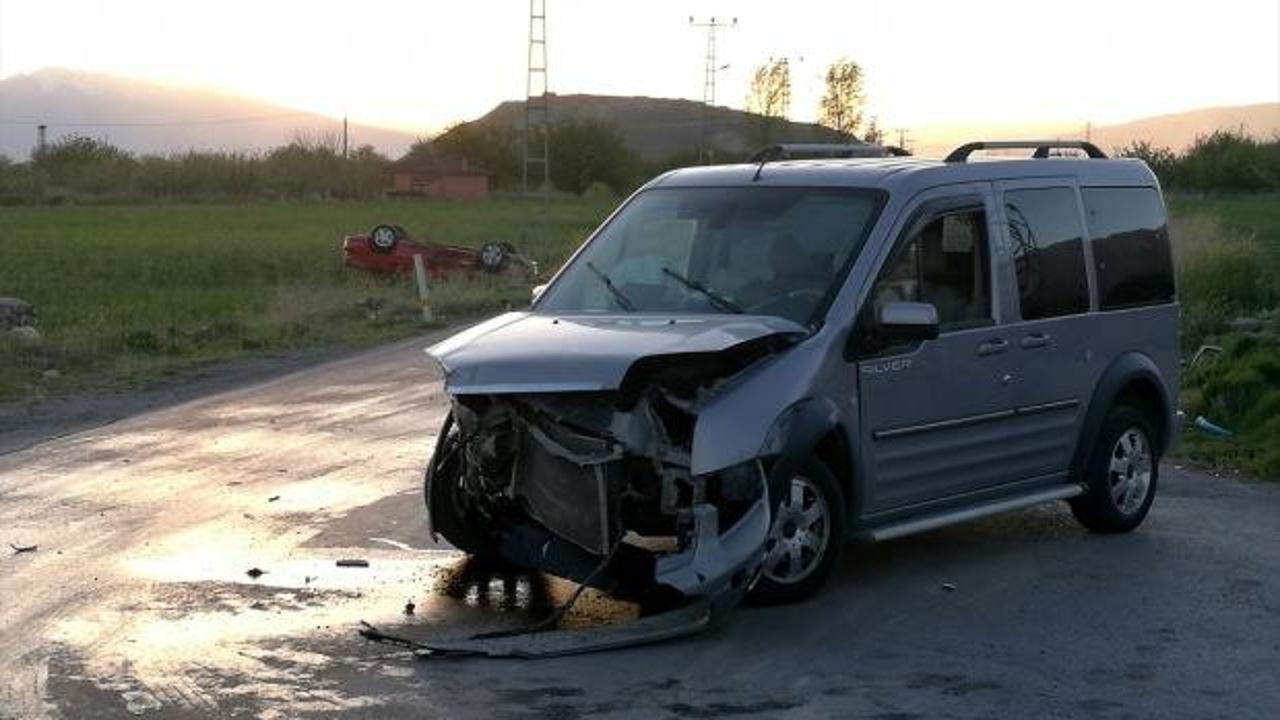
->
747;143;911;163
944;140;1107;163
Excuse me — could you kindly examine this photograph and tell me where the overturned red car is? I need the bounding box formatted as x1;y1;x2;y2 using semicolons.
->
342;224;537;280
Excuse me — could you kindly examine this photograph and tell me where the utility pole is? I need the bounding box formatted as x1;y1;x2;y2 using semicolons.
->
690;16;735;163
342;115;349;158
892;127;912;152
36;124;47;154
522;0;550;198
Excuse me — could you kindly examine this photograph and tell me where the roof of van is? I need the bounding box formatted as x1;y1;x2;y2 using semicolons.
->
649;156;1159;195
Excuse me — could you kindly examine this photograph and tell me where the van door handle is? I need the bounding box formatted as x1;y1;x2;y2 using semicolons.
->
1021;333;1051;349
977;338;1009;356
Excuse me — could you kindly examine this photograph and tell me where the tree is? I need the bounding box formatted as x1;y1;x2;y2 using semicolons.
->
744;59;792;147
433;122;522;189
817;58;865;139
548;119;635;196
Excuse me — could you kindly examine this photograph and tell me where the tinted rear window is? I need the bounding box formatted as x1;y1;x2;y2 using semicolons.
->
1082;187;1175;309
1004;187;1090;320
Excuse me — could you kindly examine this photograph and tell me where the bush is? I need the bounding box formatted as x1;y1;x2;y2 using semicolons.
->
1117;130;1280;193
0;134;390;204
548;119;637;196
1172;213;1280;350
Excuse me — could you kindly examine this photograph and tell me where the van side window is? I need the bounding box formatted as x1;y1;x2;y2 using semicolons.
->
1082;187;1175;309
872;208;991;330
1004;187;1090;320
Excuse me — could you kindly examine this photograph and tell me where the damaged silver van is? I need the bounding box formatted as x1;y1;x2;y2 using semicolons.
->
424;141;1180;607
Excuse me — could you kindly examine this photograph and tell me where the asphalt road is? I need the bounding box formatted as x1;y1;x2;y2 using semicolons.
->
1;333;1277;720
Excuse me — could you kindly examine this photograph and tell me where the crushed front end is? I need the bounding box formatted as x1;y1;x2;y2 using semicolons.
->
425;321;800;605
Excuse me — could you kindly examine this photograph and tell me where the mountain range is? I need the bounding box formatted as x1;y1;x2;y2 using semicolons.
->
2;68;1276;162
0;68;418;160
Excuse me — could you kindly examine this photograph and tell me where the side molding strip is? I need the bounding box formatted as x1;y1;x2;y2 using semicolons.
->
873;398;1080;440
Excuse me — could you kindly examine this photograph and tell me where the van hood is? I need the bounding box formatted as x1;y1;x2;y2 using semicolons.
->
428;312;808;394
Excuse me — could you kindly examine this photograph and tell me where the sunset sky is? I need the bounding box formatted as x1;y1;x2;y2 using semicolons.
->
1;0;1277;134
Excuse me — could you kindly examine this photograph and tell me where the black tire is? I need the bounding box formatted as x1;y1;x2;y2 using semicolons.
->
369;224;402;254
425;414;499;556
1070;405;1159;533
748;456;846;605
478;241;507;271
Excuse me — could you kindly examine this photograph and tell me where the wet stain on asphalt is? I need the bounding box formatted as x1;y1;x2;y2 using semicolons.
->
661;698;803;718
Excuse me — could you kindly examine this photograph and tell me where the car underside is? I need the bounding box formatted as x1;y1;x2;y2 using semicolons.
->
424;335;798;604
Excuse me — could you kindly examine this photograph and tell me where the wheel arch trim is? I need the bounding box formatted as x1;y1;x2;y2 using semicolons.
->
1071;352;1173;483
761;397;855;523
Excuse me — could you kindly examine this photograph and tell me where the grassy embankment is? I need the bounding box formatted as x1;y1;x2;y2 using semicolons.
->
0;197;613;401
1;193;1276;478
1168;195;1280;479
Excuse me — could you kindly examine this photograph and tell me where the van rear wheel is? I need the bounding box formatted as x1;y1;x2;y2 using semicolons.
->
748;457;845;605
1070;405;1158;533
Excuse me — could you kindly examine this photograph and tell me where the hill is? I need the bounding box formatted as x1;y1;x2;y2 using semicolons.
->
0;68;417;160
1089;104;1280;153
464;94;850;161
910;103;1280;159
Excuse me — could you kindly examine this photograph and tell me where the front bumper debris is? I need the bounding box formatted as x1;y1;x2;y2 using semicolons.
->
359;597;717;659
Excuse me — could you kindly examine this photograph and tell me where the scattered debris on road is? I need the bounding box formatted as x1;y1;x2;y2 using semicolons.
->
336;558;370;568
941;583;956;592
403;601;416;615
10;543;38;554
268;495;281;502
245;567;266;579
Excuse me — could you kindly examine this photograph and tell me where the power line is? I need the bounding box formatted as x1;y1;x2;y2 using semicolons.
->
0;110;314;128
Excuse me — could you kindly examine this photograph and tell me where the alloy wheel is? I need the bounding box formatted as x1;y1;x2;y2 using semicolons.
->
762;474;831;585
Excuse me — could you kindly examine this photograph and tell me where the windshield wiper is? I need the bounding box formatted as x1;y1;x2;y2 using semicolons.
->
661;267;744;314
585;261;636;312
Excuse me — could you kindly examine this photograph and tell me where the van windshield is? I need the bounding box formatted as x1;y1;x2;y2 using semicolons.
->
536;186;884;325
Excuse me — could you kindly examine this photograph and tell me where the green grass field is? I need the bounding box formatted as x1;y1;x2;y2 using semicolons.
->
0;197;614;401
2;192;1277;477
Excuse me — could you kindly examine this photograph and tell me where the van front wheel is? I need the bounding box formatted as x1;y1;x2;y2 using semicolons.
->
748;458;845;605
1070;405;1159;533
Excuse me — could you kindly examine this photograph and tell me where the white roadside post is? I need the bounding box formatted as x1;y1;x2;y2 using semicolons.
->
412;254;433;322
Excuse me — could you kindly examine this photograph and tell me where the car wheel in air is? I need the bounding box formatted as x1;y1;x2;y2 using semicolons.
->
369;224;401;254
1070;404;1159;533
478;241;508;271
747;457;846;605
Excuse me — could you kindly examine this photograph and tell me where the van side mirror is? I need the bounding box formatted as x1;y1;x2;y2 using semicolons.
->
877;301;939;343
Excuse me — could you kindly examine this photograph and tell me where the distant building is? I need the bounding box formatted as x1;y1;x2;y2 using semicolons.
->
387;144;489;199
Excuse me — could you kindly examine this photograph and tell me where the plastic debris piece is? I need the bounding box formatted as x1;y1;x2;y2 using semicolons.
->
1190;345;1223;368
1194;415;1234;438
404;601;416;615
336;559;370;568
10;543;37;554
268;495;281;502
941;583;956;592
246;567;266;579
